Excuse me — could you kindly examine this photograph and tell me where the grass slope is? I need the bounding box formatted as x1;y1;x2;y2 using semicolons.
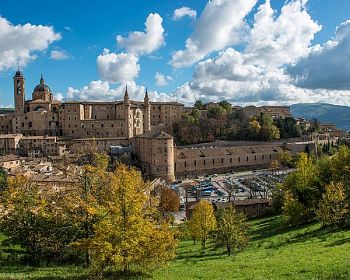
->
1;216;350;280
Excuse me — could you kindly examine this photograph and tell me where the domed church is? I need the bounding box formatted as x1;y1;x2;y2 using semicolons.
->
0;70;184;138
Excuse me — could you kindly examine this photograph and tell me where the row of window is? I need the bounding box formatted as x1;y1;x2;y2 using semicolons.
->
182;155;273;168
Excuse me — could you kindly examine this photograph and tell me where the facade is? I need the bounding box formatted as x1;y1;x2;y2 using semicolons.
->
132;128;175;182
0;71;184;138
0;134;65;158
240;105;292;120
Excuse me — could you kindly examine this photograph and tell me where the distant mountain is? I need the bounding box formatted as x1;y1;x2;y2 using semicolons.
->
290;103;350;131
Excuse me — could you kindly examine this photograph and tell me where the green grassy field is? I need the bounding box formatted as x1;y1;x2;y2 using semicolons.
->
1;216;350;280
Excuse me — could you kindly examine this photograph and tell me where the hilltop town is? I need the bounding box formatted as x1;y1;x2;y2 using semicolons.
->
0;71;346;184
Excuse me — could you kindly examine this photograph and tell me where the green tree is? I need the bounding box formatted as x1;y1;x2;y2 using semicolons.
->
189;108;201;121
316;182;348;227
0;167;7;191
194;100;204;110
283;190;307;225
0;175;79;264
207;106;226;119
189;200;217;248
218;100;232;113
214;206;249;256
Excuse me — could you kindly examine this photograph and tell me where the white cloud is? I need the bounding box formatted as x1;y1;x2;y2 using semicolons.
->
67;80;175;103
50;50;69;60
288;20;350;90
55;92;64;101
155;72;173;86
0;17;61;71
116;13;164;55
173;7;197;20
170;0;257;68
172;0;350;106
64;26;73;32
245;0;321;68
97;49;140;83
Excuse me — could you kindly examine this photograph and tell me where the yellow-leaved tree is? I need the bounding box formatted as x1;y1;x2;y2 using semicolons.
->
81;164;177;276
214;206;249;256
189;200;217;248
316;182;349;227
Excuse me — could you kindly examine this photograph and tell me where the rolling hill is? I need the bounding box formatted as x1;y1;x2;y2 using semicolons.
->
291;103;350;131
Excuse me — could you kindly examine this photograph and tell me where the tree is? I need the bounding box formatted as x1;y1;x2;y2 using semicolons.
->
207;106;226;119
282;153;321;215
189;108;200;121
67;163;110;267
283;190;307;226
316;182;348;227
81;165;177;276
214;206;249;256
0;167;7;191
194;100;204;110
189;200;217;248
278;151;293;168
0;175;79;264
159;187;180;217
218;100;232;113
249;120;261;140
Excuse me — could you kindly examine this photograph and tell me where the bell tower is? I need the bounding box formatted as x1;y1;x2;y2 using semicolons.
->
144;88;151;133
13;69;25;114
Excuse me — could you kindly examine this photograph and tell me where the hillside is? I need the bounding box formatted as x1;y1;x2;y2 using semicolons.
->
1;216;350;279
291;103;350;131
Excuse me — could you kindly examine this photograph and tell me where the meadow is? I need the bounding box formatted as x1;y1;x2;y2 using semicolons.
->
1;216;350;280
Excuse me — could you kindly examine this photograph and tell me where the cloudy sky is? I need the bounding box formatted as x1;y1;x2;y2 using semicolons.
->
1;0;350;106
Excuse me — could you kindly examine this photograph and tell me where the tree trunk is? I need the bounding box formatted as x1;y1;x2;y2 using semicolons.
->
227;245;231;256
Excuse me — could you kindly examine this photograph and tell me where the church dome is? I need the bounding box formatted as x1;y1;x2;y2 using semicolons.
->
34;75;51;93
14;70;23;77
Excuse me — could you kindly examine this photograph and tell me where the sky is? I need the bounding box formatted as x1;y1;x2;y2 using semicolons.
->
1;0;350;107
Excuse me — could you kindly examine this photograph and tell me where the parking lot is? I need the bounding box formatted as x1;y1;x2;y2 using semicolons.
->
174;169;293;206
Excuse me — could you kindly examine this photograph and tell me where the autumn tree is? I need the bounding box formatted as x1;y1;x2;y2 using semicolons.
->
67;157;110;266
214;206;249;256
81;165;177;276
282;153;321;221
189;200;217;248
159;187;180;217
316;182;349;227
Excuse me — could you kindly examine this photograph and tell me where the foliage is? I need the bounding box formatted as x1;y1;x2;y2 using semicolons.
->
159;187;180;216
316;182;349;227
278;146;350;226
274;117;301;139
282;153;321;213
189;200;217;248
194;100;204;110
0;176;79;264
66;163;110;266
0;168;6;191
4;216;350;279
278;151;294;168
248;113;280;141
213;206;249;256
283;190;307;226
80;165;177;276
